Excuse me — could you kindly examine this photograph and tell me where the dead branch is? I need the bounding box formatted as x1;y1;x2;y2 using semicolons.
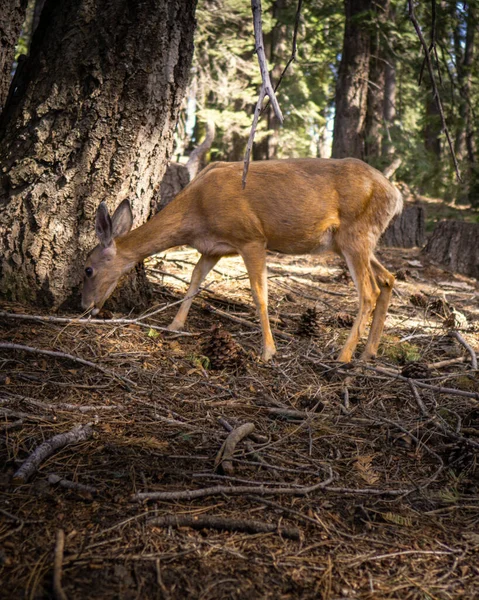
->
133;467;413;503
0;342;135;389
185;121;215;180
383;157;402;179
215;422;255;475
53;529;67;600
148;514;300;540
203;303;295;342
408;380;479;449
450;331;478;370
262;0;303;113
2;393;123;414
0;309;195;337
47;474;98;496
408;0;461;180
13;424;93;484
242;0;284;188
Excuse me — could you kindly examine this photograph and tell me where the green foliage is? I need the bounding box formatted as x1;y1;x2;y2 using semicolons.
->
175;0;479;207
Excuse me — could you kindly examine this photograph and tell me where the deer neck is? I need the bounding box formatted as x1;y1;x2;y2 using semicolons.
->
115;199;191;265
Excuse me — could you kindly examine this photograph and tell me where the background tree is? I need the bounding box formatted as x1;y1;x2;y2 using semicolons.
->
331;0;372;159
0;0;197;307
0;0;28;113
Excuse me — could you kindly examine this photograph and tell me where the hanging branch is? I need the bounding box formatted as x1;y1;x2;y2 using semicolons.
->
408;0;461;181
262;0;303;114
418;0;443;87
242;0;284;189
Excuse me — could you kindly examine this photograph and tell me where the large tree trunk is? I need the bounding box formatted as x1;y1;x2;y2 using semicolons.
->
0;0;28;113
424;221;479;279
331;0;371;159
0;0;196;308
382;52;396;158
364;0;390;163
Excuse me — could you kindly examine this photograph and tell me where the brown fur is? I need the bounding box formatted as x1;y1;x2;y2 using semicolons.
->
82;158;403;362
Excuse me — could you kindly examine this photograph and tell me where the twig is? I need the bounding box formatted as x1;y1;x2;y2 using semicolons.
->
2;394;123;414
47;474;98;496
13;424;93;483
148;514;300;540
203;303;295;341
0;342;135;389
215;422;256;475
0;310;195;337
408;380;479;449
132;468;334;502
450;331;478;370
408;0;461;180
242;0;284;188
53;529;67;600
262;0;303;112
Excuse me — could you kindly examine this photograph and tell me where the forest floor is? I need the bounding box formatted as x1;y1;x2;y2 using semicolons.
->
1;242;478;599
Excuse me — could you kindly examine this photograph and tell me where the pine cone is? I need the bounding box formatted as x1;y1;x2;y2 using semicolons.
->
202;326;244;370
334;312;355;328
443;309;468;330
297;308;319;337
401;361;431;379
429;297;450;317
410;292;428;308
395;268;411;281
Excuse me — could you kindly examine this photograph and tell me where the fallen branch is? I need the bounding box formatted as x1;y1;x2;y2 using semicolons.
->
215;422;255;475
203;303;295;342
0;308;195;336
450;331;478;370
2;393;123;414
134;468;396;503
0;342;135;389
53;529;67;600
48;474;98;496
148;514;300;540
13;424;93;484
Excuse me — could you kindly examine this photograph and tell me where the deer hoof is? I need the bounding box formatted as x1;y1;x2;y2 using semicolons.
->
261;347;277;362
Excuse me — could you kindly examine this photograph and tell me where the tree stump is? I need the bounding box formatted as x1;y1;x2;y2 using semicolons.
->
381;205;426;248
424;220;479;279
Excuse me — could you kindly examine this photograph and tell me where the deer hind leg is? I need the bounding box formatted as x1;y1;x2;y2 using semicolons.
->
337;251;380;363
360;256;395;360
167;254;220;331
240;242;276;361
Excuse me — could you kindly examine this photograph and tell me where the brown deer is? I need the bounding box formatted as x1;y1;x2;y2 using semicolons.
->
82;158;403;362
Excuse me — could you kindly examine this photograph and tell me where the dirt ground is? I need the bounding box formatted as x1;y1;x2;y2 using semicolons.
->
1;244;478;599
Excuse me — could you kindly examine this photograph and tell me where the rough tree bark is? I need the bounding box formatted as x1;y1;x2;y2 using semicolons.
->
365;0;390;163
332;0;371;159
0;0;28;114
381;205;425;248
424;221;479;279
0;0;197;308
382;52;396;158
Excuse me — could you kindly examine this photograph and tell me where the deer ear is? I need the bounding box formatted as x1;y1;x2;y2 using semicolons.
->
111;199;133;238
95;202;113;247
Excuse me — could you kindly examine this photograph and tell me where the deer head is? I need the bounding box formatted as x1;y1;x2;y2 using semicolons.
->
81;199;134;315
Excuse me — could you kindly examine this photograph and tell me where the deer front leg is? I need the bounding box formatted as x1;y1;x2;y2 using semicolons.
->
240;243;276;361
167;254;220;331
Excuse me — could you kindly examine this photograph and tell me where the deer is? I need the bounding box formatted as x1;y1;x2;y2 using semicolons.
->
81;158;403;363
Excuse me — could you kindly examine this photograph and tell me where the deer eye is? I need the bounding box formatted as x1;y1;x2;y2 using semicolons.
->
85;267;94;277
